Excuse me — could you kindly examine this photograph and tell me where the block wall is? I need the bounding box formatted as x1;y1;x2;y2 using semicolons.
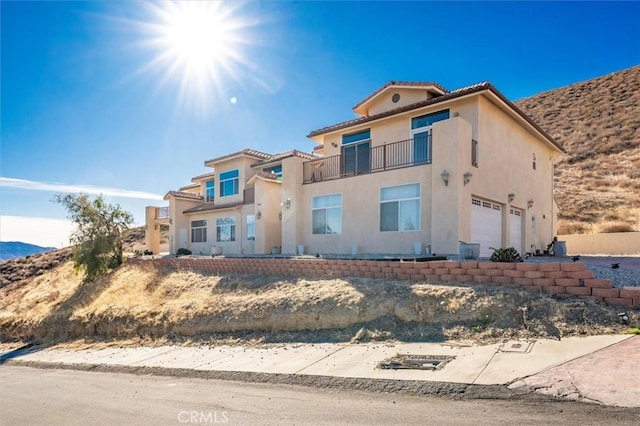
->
128;258;640;308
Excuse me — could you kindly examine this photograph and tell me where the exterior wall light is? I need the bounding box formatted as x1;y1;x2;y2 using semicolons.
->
463;171;473;185
282;198;291;209
440;169;449;186
527;199;534;209
508;193;515;203
256;211;262;219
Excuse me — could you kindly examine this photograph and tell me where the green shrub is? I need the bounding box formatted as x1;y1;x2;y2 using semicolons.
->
176;248;192;256
490;247;522;263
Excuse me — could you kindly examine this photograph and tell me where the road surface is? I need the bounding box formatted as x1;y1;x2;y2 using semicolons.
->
1;366;638;425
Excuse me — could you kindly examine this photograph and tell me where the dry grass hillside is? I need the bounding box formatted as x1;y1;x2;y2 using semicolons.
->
0;257;633;346
515;65;640;234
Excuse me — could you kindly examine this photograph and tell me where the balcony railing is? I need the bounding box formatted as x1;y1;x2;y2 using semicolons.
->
156;206;169;219
303;135;431;184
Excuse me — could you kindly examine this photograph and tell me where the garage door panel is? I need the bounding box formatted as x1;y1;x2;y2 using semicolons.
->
471;199;502;258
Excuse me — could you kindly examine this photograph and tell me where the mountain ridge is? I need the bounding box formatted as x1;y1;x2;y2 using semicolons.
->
0;241;57;261
515;65;640;234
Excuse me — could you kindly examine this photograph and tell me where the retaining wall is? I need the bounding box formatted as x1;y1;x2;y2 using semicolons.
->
129;257;640;308
557;232;640;256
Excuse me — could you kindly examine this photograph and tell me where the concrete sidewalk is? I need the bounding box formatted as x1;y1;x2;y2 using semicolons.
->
1;335;638;408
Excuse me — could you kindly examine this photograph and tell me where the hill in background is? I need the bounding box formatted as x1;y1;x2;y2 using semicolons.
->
0;242;57;261
515;65;640;234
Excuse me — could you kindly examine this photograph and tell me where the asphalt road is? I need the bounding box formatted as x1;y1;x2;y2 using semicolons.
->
1;366;639;425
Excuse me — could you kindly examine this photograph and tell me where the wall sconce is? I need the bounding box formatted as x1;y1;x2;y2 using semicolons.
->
453;112;459;117
527;199;534;209
463;172;473;185
282;198;291;209
331;142;338;148
256;211;262;219
508;193;515;203
440;169;449;186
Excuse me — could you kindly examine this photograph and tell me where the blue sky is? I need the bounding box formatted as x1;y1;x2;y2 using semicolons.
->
1;1;639;247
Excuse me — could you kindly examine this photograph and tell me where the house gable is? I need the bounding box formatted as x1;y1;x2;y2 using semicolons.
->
353;81;447;117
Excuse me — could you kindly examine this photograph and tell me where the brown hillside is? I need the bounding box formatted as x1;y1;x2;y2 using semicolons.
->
515;65;640;234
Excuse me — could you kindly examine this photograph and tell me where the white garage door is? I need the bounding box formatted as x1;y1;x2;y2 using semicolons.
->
471;198;502;257
509;208;523;254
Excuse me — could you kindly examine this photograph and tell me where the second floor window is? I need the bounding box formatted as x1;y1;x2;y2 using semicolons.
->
342;129;371;175
205;180;215;202
219;169;239;197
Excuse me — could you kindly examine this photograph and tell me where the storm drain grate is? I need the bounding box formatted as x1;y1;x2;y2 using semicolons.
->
377;354;456;370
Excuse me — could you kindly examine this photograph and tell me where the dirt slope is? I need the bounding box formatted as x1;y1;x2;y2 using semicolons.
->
0;260;633;345
515;65;640;234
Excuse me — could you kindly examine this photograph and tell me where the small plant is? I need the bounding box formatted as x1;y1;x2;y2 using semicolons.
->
490;247;522;262
627;327;640;335
176;248;192;256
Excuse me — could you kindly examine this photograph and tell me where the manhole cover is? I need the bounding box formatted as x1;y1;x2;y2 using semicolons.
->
500;340;534;353
378;354;455;370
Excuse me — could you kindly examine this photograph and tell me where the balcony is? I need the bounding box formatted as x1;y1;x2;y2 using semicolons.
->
303;135;431;184
155;206;169;219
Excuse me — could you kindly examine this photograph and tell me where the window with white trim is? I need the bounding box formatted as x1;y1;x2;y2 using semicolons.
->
216;217;236;242
205;180;215;202
191;220;207;243
380;183;420;232
246;214;255;241
312;194;342;235
219;170;239;197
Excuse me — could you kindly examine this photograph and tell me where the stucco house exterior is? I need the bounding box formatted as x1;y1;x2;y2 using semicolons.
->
145;80;564;258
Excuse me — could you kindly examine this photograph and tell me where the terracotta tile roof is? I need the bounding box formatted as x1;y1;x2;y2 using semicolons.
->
164;191;204;201
254;171;279;181
190;171;216;182
307;82;564;153
352;81;448;111
252;149;317;167
178;183;200;191
204;148;272;166
183;201;243;214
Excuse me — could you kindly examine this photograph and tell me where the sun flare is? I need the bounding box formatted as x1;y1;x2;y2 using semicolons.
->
135;1;254;110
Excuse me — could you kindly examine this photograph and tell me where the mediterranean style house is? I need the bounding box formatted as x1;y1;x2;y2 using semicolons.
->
145;80;564;258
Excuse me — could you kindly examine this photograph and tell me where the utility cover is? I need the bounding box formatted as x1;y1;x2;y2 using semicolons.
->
378;354;455;370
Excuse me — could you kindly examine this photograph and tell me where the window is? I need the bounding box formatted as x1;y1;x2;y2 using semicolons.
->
190;220;207;243
472;139;478;167
219;170;239;197
216;217;236;242
410;110;449;165
264;165;282;181
411;109;450;130
205;180;215;202
380;183;420;232
246;214;255;241
312;194;342;235
342;129;370;175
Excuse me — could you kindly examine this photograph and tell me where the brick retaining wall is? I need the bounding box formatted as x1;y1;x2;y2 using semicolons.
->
129;257;640;308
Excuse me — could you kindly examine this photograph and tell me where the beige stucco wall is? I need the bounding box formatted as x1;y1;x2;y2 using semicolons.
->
557;232;640;255
281;156;306;255
253;178;282;254
366;87;440;116
211;156;257;205
169;197;202;254
472;95;560;253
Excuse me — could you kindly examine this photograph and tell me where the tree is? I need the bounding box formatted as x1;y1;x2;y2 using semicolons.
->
55;193;133;281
